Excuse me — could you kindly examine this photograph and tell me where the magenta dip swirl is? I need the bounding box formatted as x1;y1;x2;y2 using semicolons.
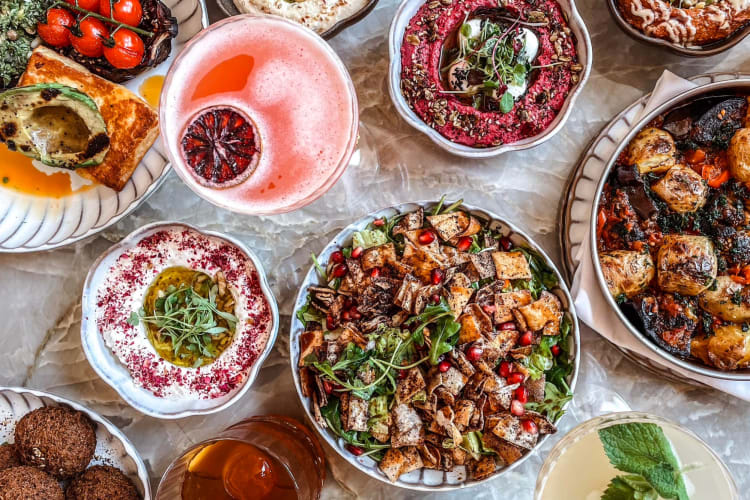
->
93;228;274;400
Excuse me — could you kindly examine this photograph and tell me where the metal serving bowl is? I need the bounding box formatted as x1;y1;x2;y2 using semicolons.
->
215;0;380;39
590;78;750;381
387;0;592;158
606;0;750;57
81;221;279;419
290;200;580;491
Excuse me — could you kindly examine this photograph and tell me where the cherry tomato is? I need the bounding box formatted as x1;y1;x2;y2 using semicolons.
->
65;0;100;12
103;28;145;69
37;8;76;48
99;0;143;27
69;17;109;58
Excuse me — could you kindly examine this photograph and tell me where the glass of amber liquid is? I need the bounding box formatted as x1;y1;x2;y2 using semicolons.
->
156;416;325;500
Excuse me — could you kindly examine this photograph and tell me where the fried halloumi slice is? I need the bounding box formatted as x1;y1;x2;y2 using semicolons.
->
491;251;532;280
20;46;159;191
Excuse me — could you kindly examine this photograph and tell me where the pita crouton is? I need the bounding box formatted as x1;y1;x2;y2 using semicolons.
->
469;252;496;280
395;274;421;312
397;367;426;403
494;290;533;324
392;208;424;235
489;412;538;449
298;329;323;366
392;404;424;448
480;329;520;363
482;432;525;466
402;241;445;282
345;395;369;432
361;243;398;271
458;304;491;344
454;399;475;430
426;212;470;241
448;285;473;319
432;366;468;396
518;291;562;332
442;246;471;266
491;251;533;280
379;446;424;482
469;455;497;480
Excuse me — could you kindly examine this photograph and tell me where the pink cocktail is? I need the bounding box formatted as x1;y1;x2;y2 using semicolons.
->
161;15;359;215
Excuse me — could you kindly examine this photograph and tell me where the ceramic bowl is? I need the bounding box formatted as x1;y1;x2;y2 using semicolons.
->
214;0;380;38
590;78;750;381
0;387;151;498
289;200;580;490
81;222;279;418
606;0;750;57
387;0;593;158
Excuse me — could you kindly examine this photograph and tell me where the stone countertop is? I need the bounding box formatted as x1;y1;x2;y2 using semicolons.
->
0;0;748;498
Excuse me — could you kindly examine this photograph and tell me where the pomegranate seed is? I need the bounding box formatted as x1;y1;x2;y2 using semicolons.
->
431;294;441;304
398;369;407;379
482;304;496;315
373;218;385;227
457;236;473;251
344;298;353;308
498;361;512;378
507;372;525;385
515;386;528;404
350;306;361;320
466;346;483;361
370;268;380;278
500;322;517;331
342;311;351;321
326;315;335;330
511;400;525;416
331;382;343;391
431;269;444;285
331;251;344;264
351;246;364;259
551;345;561;356
500;237;513;251
332;264;347;278
346;444;364;456
519;330;533;346
418;230;436;245
323;380;333;395
522;419;538;435
438;360;451;372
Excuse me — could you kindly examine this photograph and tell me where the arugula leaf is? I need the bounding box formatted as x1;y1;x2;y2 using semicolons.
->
405;298;453;346
512;247;559;299
296;296;326;328
320;398;390;460
428;315;461;365
598;423;689;500
352;229;388;249
525;382;572;423
601;475;660;500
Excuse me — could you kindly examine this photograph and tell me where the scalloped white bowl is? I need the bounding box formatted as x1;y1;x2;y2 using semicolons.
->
289;200;580;490
387;0;593;158
0;387;151;498
81;222;279;419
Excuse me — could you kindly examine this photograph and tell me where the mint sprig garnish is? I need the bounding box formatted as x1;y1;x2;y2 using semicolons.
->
601;475;659;500
598;423;689;500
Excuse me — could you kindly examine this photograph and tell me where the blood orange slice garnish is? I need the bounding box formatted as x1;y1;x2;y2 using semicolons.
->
180;107;260;188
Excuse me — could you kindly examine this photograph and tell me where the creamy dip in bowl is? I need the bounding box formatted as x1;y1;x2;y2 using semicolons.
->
81;222;278;419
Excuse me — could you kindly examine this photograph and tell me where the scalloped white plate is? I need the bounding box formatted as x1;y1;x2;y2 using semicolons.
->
289;200;580;491
80;222;279;419
0;0;208;253
0;387;150;498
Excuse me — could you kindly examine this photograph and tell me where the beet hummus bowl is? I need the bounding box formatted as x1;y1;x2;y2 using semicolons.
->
290;199;579;490
388;0;592;157
81;222;279;418
591;79;750;380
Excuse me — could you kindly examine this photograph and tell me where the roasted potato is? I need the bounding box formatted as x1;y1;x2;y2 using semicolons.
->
627;127;676;174
728;128;750;183
698;276;750;322
651;164;708;213
691;323;750;371
657;235;717;296
599;250;655;299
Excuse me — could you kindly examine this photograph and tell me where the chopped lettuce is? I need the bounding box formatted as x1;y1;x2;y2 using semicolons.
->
352;229;388;249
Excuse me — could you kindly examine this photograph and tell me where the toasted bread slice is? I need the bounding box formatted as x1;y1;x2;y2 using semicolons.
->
20;47;159;191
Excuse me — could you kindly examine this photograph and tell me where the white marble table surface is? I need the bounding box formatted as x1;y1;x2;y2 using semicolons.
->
1;0;748;498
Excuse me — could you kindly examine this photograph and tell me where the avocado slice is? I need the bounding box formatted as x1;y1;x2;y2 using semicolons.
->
0;83;110;169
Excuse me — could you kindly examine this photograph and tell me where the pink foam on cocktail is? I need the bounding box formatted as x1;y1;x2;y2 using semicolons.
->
161;15;359;215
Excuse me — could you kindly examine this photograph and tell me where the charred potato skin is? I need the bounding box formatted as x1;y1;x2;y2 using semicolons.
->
627;127;676;174
599;250;655;299
650;164;709;213
656;235;717;296
698;276;750;323
691;323;750;371
728;128;750;183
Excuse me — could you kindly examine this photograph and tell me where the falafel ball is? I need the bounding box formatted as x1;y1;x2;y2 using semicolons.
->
14;406;96;480
65;465;140;500
0;465;64;499
0;443;21;470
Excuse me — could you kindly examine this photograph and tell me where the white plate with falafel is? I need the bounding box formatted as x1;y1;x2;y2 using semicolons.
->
0;387;150;499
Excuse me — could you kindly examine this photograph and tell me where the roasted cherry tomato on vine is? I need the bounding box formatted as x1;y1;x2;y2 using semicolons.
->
37;8;76;48
69;17;109;58
103;28;145;69
99;0;143;27
65;0;101;12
